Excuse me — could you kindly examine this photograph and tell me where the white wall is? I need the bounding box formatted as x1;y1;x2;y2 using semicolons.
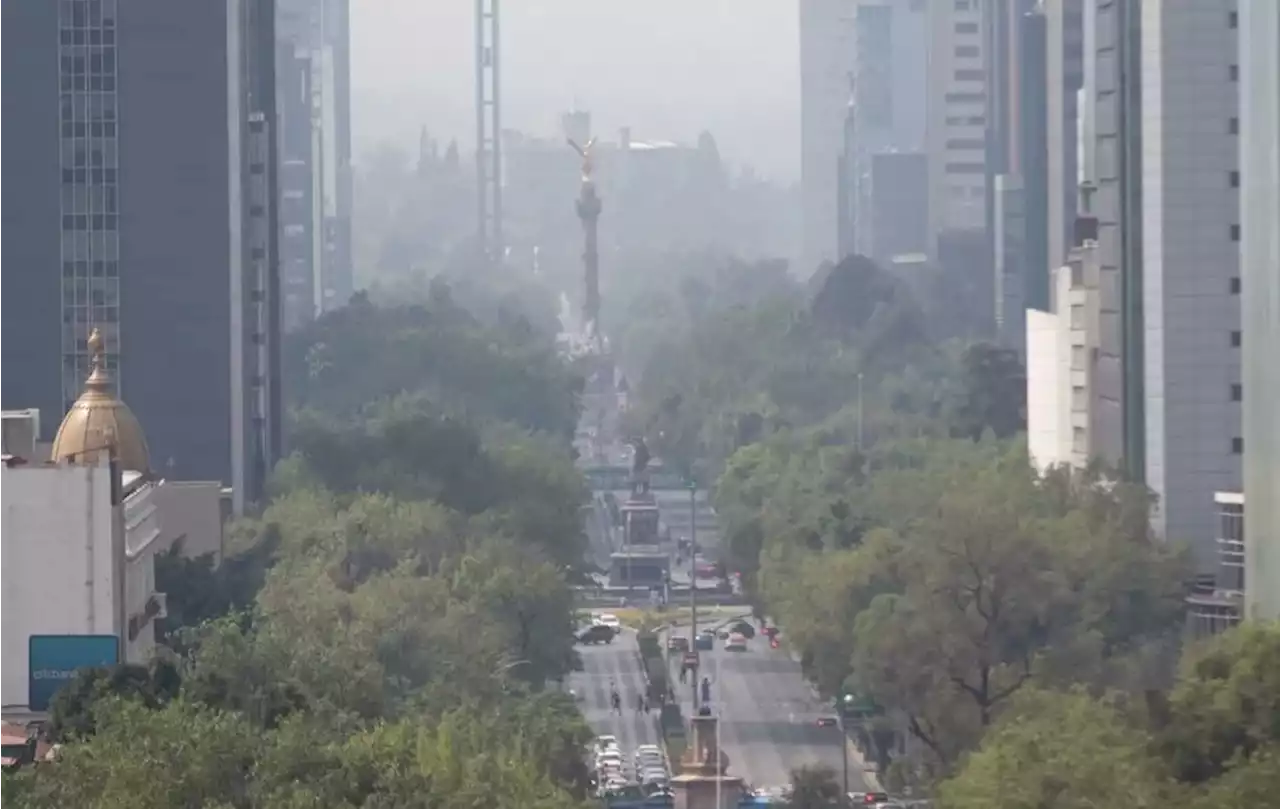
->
1027;308;1067;472
0;463;165;715
1;463;116;713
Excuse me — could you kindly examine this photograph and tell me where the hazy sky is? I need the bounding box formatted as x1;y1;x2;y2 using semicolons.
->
350;0;800;181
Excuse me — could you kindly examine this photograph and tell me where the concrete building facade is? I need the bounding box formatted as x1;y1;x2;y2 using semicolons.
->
1239;0;1280;620
1090;0;1146;483
800;0;858;272
839;0;927;261
1139;0;1242;571
277;0;353;328
0;0;282;513
1025;226;1118;473
1044;0;1085;285
925;0;989;247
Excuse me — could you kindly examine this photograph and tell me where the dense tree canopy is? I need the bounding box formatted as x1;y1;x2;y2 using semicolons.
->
284;283;581;439
602;248;1265;801
15;283;593;808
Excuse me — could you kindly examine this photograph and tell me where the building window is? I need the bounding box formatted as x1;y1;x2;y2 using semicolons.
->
955;0;972;9
1231;276;1241;294
955;45;980;58
945;92;986;104
945;162;986;174
1231;384;1242;402
955;22;979;34
1231;330;1242;347
954;69;985;82
1230;224;1241;242
1230;170;1240;188
1231;437;1243;454
1229;10;1238;28
1229;64;1239;82
1070;304;1085;329
946;138;986;150
1229;117;1239;135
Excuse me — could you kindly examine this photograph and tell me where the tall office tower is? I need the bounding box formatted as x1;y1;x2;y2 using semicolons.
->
1;0;282;515
1091;0;1145;483
839;0;927;261
1044;0;1085;283
986;0;1037;350
800;0;858;272
277;0;353;329
1240;0;1280;620
1017;9;1050;313
1140;0;1241;572
925;0;988;252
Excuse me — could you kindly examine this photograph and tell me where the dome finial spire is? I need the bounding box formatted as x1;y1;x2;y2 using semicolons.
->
84;327;111;391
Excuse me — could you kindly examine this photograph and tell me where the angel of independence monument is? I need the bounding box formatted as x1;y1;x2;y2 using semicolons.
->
566;136;613;395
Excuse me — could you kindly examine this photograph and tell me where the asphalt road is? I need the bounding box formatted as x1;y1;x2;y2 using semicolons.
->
568;628;662;772
668;629;870;794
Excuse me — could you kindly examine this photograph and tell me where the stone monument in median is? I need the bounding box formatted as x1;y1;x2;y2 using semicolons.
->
671;713;744;809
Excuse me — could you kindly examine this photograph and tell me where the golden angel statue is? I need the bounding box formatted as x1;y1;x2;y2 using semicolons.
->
566;136;597;181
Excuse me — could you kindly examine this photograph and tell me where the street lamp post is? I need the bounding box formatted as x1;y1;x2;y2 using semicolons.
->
688;479;699;711
856;372;864;451
839;714;850;798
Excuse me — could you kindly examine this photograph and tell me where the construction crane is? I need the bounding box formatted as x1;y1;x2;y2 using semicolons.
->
475;0;503;266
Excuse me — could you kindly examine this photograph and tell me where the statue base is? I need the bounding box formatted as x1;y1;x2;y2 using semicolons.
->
670;715;744;809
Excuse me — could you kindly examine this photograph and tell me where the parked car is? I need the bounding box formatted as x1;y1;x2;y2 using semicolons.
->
724;632;748;652
667;635;690;652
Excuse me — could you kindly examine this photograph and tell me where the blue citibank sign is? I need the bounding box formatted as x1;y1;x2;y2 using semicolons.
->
28;635;119;712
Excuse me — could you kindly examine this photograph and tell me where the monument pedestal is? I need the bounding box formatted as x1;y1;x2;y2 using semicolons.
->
671;715;744;809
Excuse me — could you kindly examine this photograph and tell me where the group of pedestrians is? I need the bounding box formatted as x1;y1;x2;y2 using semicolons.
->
609;681;653;716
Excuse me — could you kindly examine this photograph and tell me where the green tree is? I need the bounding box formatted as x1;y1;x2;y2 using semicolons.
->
947;342;1026;440
786;764;845;809
1154;621;1280;784
46;659;181;742
938;689;1173;809
19;698;258;809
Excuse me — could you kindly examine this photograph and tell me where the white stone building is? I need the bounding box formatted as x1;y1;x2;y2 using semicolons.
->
1;330;220;725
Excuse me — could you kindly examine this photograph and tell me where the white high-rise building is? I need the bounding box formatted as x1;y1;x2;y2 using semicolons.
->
800;0;858;272
1140;0;1242;572
925;0;989;248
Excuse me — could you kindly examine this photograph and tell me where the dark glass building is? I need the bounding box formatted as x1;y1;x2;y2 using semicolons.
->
1;0;282;513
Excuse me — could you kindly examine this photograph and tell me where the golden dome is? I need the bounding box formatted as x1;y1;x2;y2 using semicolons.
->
50;328;151;474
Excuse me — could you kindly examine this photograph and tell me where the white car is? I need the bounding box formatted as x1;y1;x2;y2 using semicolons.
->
595;613;622;630
594;735;619;752
724;631;748;651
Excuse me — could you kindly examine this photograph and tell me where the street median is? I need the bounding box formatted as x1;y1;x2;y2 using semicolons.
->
636;629;686;771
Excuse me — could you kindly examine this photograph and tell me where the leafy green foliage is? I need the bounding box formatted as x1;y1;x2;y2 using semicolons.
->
1153;621;1280;783
785;764;845;809
938;689;1173;809
284;284;581;438
23;279;595;808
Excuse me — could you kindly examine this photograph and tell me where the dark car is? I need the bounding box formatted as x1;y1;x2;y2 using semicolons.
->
667;635;690;652
816;716;838;728
729;620;756;639
578;624;616;644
